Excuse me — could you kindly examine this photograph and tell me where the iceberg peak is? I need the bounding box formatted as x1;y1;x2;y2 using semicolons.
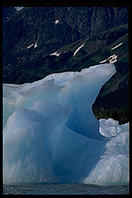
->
3;63;128;186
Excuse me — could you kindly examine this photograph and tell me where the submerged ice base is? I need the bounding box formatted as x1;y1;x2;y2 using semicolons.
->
3;64;129;185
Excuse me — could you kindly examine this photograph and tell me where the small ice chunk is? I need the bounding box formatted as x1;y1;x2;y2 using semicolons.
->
99;118;120;137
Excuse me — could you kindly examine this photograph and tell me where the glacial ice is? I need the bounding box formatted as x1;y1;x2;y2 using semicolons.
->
3;63;129;185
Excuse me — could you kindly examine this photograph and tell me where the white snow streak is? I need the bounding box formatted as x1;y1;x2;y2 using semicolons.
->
27;42;38;49
15;7;23;11
73;43;85;56
55;20;60;24
99;59;107;64
27;44;34;49
108;54;116;60
100;54;118;64
111;42;123;50
34;42;38;48
109;59;118;64
108;54;118;63
50;51;60;56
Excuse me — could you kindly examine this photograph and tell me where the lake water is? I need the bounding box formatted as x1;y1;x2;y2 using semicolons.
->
3;184;129;195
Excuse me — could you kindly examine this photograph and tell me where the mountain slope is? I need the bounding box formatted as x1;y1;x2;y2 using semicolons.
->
2;7;16;22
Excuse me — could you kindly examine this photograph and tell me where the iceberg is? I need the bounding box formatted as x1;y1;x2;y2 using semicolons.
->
3;63;129;185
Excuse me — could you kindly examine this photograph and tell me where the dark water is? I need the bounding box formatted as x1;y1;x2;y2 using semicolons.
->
3;184;129;195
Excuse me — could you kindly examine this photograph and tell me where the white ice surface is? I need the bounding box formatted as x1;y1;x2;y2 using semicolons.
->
83;120;129;185
3;63;129;185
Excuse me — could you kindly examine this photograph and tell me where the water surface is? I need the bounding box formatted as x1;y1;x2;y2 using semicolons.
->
3;184;129;195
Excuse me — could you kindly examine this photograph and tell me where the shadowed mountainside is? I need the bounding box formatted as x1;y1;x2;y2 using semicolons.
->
2;7;129;124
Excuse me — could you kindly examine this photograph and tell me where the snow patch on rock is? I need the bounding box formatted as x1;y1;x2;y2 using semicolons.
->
111;42;123;50
73;43;85;56
55;20;60;24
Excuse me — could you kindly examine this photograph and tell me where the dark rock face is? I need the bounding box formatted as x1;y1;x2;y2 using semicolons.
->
2;7;16;22
90;7;128;35
2;7;129;124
